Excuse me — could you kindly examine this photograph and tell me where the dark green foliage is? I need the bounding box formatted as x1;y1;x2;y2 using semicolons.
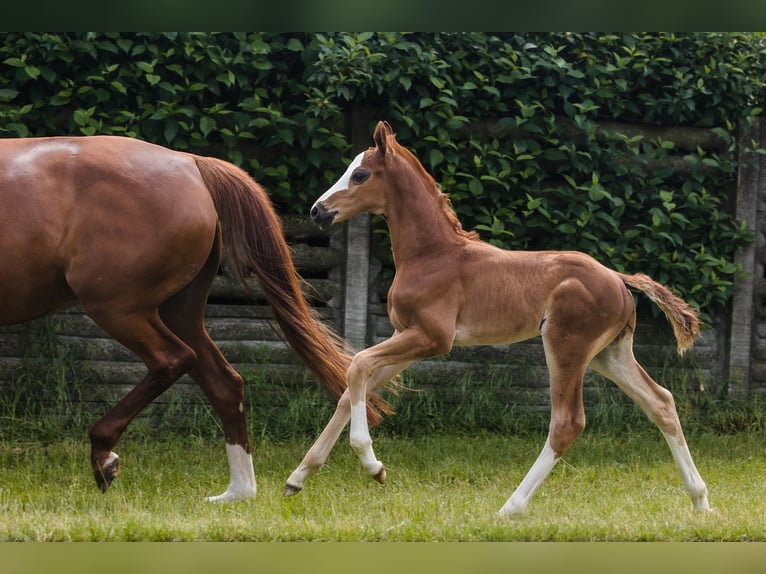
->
0;32;762;319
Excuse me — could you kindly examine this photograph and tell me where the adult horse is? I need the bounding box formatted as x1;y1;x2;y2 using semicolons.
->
0;135;389;501
284;121;711;516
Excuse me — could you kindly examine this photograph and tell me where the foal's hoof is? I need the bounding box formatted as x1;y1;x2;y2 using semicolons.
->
282;483;302;497
93;452;120;493
373;466;386;484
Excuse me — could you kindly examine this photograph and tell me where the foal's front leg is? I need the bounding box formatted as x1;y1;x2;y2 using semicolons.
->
284;363;407;495
345;329;451;483
348;351;388;481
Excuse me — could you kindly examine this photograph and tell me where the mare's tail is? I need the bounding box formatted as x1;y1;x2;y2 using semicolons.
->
194;155;391;425
619;272;701;355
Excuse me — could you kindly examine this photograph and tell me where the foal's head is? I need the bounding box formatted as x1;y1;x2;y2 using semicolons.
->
311;121;434;229
312;121;479;241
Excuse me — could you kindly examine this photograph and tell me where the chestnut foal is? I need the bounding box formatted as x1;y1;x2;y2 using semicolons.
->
284;121;710;516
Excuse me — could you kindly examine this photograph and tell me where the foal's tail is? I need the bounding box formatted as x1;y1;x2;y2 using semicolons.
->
193;155;391;425
619;272;701;355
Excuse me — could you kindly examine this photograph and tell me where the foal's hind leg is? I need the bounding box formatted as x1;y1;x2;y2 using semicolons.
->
590;337;710;511
498;345;589;516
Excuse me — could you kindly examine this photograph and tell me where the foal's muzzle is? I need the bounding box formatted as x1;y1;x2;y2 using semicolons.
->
310;202;337;230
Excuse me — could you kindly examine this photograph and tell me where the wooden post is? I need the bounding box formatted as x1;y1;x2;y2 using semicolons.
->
339;108;375;350
728;118;761;399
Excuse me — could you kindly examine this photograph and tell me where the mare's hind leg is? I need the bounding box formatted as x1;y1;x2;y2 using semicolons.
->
86;309;197;492
163;323;255;502
179;334;255;502
158;237;255;502
590;336;710;511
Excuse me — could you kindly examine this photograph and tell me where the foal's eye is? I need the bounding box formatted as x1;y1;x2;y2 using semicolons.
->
350;169;370;185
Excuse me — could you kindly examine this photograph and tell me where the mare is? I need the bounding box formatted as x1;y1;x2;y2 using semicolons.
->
284;121;711;516
0;135;388;501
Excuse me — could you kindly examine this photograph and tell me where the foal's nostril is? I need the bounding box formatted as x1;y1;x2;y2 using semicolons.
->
310;205;319;219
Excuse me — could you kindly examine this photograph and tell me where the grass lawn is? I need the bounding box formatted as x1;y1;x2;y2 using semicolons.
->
1;430;764;542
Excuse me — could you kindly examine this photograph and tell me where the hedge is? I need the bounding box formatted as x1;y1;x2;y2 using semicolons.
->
1;32;764;320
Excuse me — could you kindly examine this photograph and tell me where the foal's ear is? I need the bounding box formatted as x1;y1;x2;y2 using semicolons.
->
373;121;393;157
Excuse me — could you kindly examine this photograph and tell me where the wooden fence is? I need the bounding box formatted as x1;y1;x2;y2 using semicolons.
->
0;115;764;421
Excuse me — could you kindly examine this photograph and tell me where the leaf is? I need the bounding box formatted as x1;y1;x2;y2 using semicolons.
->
468;178;483;196
199;116;216;137
249;117;271;128
430;148;444;167
563;174;577;188
116;38;133;53
0;89;18;102
286;38;304;52
5;122;28;136
24;66;40;80
430;76;445;89
73;109;90;126
110;81;127;95
277;129;294;146
164;121;179;143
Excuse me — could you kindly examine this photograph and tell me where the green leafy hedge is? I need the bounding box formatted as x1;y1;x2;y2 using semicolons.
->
1;32;764;320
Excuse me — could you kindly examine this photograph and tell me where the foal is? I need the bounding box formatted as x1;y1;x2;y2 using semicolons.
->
285;121;710;516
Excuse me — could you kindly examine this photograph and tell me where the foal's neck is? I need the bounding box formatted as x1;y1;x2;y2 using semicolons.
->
385;167;463;264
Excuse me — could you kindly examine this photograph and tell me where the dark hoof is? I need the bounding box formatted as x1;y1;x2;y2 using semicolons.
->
93;452;120;493
283;483;302;497
373;466;386;484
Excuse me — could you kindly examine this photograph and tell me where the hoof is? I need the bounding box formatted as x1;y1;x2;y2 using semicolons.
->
373;466;386;484
692;493;712;512
206;488;256;503
498;499;526;517
93;452;119;493
282;483;302;497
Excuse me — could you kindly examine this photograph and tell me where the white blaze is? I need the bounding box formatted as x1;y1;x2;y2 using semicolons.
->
312;152;365;208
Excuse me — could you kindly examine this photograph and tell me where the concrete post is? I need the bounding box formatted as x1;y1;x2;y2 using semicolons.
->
728;118;761;399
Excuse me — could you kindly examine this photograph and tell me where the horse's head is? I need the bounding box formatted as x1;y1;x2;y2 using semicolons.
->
310;121;396;230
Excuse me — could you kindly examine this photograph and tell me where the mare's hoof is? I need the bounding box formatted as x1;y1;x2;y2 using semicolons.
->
282;483;302;497
373;466;386;484
93;452;120;493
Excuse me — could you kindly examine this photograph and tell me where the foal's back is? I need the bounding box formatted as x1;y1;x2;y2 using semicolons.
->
426;240;632;348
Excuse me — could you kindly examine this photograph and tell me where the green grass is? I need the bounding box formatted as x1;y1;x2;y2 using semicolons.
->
2;322;765;541
1;430;764;541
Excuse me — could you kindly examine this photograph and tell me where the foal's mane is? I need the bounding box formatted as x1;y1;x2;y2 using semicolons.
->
391;139;480;241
